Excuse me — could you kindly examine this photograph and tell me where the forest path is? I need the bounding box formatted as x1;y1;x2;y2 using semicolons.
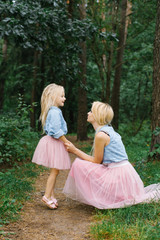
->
3;138;95;240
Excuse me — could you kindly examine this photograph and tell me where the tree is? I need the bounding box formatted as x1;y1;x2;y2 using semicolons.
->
119;0;156;131
0;37;8;109
111;0;128;129
77;0;88;140
30;50;39;129
87;0;119;102
150;0;160;160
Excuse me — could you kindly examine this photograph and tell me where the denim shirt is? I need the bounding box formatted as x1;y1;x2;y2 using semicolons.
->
44;106;67;139
99;125;128;164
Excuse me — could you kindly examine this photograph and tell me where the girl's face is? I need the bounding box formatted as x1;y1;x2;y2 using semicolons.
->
87;110;95;124
54;89;66;107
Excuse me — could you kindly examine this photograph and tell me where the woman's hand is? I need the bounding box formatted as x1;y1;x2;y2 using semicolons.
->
65;142;77;153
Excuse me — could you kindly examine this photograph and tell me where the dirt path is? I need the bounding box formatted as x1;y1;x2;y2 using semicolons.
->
3;151;95;240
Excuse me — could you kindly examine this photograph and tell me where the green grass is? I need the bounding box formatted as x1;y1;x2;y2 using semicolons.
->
90;202;160;240
0;163;43;226
0;162;44;238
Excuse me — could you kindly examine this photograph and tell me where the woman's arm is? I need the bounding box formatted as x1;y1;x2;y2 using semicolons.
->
65;132;110;164
66;143;95;162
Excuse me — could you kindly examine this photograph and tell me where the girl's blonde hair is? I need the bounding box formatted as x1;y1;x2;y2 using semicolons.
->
91;101;114;125
40;83;64;128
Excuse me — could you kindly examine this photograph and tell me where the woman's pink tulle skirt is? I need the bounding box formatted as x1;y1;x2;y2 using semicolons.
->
63;158;160;209
32;135;71;169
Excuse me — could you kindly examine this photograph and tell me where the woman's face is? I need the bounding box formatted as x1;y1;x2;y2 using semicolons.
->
87;110;95;124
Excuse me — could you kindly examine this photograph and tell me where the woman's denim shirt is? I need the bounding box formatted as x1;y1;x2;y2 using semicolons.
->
44;106;67;139
99;125;128;164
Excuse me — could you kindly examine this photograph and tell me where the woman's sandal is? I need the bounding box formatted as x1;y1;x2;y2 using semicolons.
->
41;196;57;210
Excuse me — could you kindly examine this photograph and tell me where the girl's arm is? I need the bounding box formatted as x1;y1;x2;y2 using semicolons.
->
46;109;70;144
59;135;71;144
65;132;110;164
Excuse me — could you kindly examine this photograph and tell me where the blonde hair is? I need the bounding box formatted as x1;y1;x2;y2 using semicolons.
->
40;83;64;128
91;101;114;125
91;101;114;156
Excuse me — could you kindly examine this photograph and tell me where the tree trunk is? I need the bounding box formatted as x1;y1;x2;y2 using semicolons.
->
38;53;46;131
77;1;88;141
67;0;73;18
91;45;105;101
106;42;113;103
111;0;127;129
0;38;8;110
106;1;119;103
150;0;160;160
30;51;38;129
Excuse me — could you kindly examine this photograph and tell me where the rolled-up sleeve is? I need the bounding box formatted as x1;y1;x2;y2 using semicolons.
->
45;109;65;139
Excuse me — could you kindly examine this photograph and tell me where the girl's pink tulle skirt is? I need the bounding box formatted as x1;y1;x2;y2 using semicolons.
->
63;158;160;209
32;135;71;169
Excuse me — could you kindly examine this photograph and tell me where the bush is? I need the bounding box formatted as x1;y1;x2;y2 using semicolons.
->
0;95;39;165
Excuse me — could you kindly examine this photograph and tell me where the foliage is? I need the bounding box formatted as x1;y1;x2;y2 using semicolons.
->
0;96;42;234
0;0;158;132
86;62;102;103
86;0;119;102
120;0;156;122
148;127;160;158
0;0;94;50
0;0;95;83
0;95;39;165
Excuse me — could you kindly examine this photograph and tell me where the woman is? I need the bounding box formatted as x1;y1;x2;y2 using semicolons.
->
63;101;160;209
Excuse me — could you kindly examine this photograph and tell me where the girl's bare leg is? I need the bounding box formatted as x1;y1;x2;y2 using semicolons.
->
44;168;59;199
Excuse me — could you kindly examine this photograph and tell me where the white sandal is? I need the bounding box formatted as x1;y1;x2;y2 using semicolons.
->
42;196;57;209
51;197;58;207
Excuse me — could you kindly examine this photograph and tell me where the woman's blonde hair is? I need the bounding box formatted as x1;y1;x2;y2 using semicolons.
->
91;101;114;125
40;83;64;128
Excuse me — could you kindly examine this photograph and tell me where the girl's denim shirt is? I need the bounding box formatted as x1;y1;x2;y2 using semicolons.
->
44;106;67;139
99;125;128;164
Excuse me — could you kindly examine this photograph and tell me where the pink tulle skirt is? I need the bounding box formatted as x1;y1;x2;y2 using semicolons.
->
32;135;71;169
63;158;160;209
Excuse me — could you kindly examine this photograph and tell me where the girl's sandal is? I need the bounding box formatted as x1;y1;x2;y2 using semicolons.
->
51;197;58;207
42;196;57;210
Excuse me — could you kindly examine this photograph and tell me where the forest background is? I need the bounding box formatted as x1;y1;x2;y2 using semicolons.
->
0;0;160;239
0;0;160;154
0;0;160;147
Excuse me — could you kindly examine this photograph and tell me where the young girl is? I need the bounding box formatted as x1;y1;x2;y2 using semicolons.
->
32;83;71;209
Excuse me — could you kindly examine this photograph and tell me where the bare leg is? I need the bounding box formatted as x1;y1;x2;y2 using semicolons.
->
44;168;59;199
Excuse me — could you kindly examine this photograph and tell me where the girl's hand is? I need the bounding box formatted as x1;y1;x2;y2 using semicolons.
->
65;142;76;153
